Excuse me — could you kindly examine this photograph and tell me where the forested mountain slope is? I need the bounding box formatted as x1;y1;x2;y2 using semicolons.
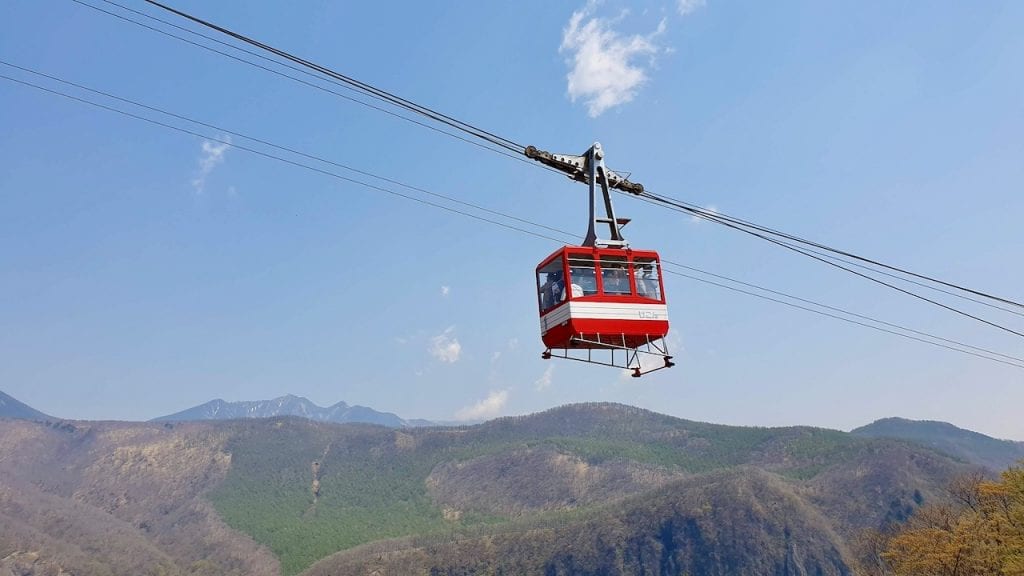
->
308;468;855;576
0;419;277;576
0;403;983;575
852;416;1024;471
211;404;972;574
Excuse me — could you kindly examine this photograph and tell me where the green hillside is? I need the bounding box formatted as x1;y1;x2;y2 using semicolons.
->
206;403;967;575
308;468;854;576
851;416;1024;471
0;405;987;576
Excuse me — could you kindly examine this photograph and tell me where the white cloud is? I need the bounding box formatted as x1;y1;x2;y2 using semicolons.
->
534;365;554;390
191;136;231;193
677;0;705;16
560;3;666;117
507;337;519;351
490;350;502;363
455;389;509;420
429;326;462;363
440;285;450;297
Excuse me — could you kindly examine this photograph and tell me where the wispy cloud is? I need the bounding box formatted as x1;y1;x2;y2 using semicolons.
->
534;365;554;390
456;389;509;420
429;326;462;363
440;285;450;297
191;136;231;193
560;3;666;117
677;0;705;16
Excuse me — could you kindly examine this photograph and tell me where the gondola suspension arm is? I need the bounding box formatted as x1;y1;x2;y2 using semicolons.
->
525;142;643;248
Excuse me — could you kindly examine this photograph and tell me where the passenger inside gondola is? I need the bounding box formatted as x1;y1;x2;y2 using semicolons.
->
634;258;662;301
547;272;564;306
537;260;565;312
568;257;598;296
600;256;631;295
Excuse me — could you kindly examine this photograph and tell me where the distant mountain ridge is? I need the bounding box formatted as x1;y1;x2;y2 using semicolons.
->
0;390;52;421
851;416;1024;471
153;394;425;428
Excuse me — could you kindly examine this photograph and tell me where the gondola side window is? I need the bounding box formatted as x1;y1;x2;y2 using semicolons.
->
537;259;566;312
567;255;598;297
633;257;663;301
599;255;631;296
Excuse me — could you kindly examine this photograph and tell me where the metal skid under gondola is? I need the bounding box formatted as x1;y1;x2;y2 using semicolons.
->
542;333;675;378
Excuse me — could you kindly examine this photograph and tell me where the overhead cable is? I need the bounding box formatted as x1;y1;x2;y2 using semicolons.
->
642;193;1024;310
69;0;547;172
139;0;525;154
637;191;1024;339
76;0;1024;316
2;64;1021;370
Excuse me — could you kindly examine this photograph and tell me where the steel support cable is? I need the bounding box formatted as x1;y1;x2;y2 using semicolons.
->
659;268;1024;369
152;0;1024;312
0;60;572;241
640;191;1024;310
625;193;1024;319
139;0;525;154
754;232;1024;317
647;193;1024;339
76;0;1024;313
640;193;1024;339
0;74;566;246
659;259;1024;363
3;69;1023;370
68;0;551;174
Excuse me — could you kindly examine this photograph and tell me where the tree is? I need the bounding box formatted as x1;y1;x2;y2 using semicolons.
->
876;465;1024;576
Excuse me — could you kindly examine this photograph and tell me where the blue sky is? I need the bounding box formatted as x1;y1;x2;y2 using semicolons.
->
2;0;1023;438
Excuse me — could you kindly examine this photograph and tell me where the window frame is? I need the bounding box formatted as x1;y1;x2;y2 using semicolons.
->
631;254;665;303
536;252;569;314
566;253;599;298
597;253;633;297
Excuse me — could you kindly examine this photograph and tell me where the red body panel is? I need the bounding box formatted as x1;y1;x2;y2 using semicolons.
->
541;317;670;349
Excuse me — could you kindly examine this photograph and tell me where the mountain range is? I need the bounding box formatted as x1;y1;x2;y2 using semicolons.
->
151;394;428;427
852;416;1024;471
3;389;1022;469
3;397;1022;575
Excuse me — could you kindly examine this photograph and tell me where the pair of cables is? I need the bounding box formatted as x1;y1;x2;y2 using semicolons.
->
3;60;1022;370
67;0;1024;341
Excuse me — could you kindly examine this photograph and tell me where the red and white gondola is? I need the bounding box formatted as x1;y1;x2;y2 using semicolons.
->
526;142;674;376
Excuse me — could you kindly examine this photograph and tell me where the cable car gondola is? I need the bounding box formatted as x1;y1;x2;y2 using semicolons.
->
527;142;674;377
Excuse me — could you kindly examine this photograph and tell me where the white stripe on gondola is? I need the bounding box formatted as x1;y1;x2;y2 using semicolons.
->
540;301;669;333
